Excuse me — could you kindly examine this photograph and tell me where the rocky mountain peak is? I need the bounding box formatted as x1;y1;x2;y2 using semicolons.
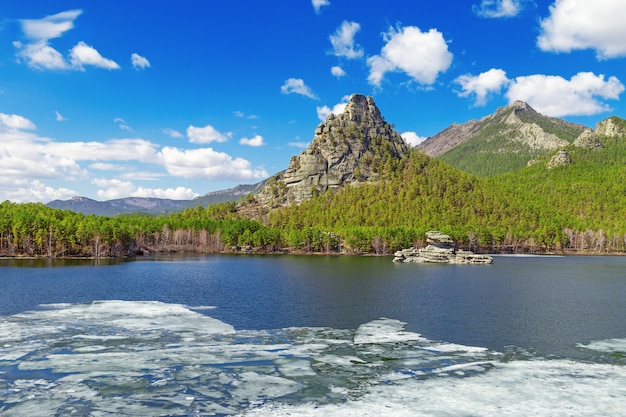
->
254;94;408;208
595;116;626;137
418;100;586;175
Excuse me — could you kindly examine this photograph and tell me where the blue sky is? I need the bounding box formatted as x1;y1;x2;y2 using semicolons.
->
1;0;625;203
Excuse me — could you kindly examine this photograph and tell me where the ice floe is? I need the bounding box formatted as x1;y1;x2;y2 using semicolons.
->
1;300;625;416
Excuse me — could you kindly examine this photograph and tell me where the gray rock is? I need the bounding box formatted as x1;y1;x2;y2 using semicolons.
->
393;231;493;264
573;129;603;149
255;94;409;207
595;117;626;138
547;149;572;169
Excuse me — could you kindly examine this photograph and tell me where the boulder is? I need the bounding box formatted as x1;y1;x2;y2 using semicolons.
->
393;231;493;264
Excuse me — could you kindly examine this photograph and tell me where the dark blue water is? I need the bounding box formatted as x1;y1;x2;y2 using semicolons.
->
1;254;625;358
2;254;626;416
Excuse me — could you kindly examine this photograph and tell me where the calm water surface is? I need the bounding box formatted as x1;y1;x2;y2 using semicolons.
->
1;255;626;416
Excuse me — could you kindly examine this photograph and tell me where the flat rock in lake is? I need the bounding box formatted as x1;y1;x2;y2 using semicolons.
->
393;231;493;264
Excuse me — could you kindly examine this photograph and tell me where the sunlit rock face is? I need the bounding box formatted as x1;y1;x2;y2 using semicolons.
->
255;94;409;207
595;116;626;138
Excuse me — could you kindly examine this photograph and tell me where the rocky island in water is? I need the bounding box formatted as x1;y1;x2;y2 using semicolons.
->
393;231;493;264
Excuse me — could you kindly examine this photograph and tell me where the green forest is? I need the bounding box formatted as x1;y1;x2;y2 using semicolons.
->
2;127;626;258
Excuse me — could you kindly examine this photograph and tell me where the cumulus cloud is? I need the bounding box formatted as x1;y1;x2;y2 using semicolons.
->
131;53;151;69
329;21;364;59
0;178;76;203
187;124;232;144
13;41;69;70
401;132;427;147
316;95;350;121
163;128;183;138
506;71;625;117
473;0;525;18
70;41;120;70
93;178;198;200
20;9;82;41
89;163;126;171
455;68;510;106
239;135;265;147
0;112;268;202
537;0;626;59
280;78;319;100
312;0;330;13
14;9;119;71
0;113;36;130
331;66;347;78
367;25;453;87
159;147;268;181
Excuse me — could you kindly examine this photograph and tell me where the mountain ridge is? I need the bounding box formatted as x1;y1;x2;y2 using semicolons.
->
418;101;588;176
47;98;622;216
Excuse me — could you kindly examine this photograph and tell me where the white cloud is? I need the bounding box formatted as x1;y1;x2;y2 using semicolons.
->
70;41;119;70
367;25;453;87
316;95;350;121
538;0;626;59
401;132;427;147
233;111;258;119
0;113;268;202
312;0;330;13
15;9;119;71
506;71;625;117
13;41;69;70
55;111;67;122
20;9;82;41
331;66;347;78
473;0;525;18
0;178;76;203
288;141;309;149
131;53;151;69
89;163;126;171
329;21;364;59
280;78;319;100
114;117;132;131
455;68;510;106
0;113;36;130
159;147;268;181
239;134;265;147
187;124;231;144
93;178;198;200
163;128;183;138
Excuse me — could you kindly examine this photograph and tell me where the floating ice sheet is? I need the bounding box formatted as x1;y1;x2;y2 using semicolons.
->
1;300;625;416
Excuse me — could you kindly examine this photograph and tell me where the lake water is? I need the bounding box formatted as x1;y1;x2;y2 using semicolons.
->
1;255;626;416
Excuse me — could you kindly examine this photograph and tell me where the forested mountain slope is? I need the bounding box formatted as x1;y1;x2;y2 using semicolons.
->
265;115;626;252
418;101;587;176
4;101;626;257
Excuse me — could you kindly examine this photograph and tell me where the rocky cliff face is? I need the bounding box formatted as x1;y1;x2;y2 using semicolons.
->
255;94;409;208
595;116;626;138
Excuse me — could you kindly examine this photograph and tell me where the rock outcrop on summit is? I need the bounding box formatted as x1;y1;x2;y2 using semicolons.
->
255;94;409;208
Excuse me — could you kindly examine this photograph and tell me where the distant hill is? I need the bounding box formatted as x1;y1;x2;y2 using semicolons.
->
418;101;587;176
185;179;269;209
47;180;268;216
46;196;190;216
